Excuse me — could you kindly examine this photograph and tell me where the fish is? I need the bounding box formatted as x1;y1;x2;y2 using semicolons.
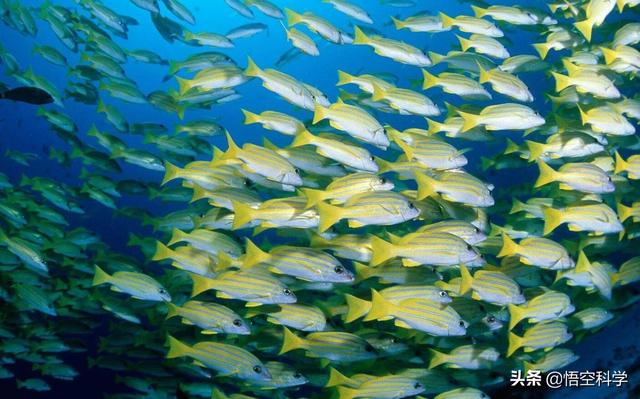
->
0;86;53;104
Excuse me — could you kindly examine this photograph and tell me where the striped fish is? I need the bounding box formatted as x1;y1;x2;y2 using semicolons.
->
457;103;545;132
166;300;250;335
310;233;373;262
251;361;307;389
317;191;420;233
569;307;613;330
162;161;246;190
542;201;623;235
312;101;389;149
371;84;439;116
175;65;248;94
166;335;271;381
231;196;318;230
190;270;296;306
416;171;495;207
279;327;377;363
422;70;491;100
497;234;574;270
291;131;379;172
393;134;467;170
242;239;354;283
262;304;327;331
191;186;261;211
152;242;217;277
459;264;525;306
353;26;432;67
434;387;489;399
364;289;467;336
370;232;481;267
612;256;640;286
166;228;242;258
337;70;395;94
507;321;572;356
535;160;614;193
615;151;640;179
302;173;394;209
508;290;575;330
241;109;306;136
429;345;500;369
335;375;425;399
478;65;533;102
417;220;487;245
522;348;579;373
92;265;171;302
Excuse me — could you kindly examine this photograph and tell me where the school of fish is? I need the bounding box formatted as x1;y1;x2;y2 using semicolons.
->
1;0;640;398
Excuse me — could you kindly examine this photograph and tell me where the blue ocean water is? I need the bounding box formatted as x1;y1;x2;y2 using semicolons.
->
1;0;639;398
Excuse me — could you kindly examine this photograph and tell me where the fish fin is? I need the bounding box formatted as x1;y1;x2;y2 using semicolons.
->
617;202;632;222
175;76;192;95
348;220;365;228
245;302;262;307
507;332;523;357
317;201;344;233
92;265;111;286
165;335;190;359
438;12;455;29
574;18;594;41
600;47;618;65
363;289;391;321
614;151;628;174
428;348;448;369
337;386;358;399
290;129;316;148
201;330;218;335
369;235;397;266
508;303;526;330
371;83;386;102
497;233;519;258
353;262;374;281
223;131;241;160
390;16;405;30
550;72;571;92
421;69;439;91
477;62;491;84
336;70;353;86
456;110;480;132
352;26;369;45
344;294;372;323
279;327;305;354
533;43;550;60
415;172;438;200
457;35;471;52
284;8;303;27
402;259;422;267
241;109;260;125
575;251;591;273
216;292;233;299
165;302;180;320
312;102;329;125
242;238;270;268
428;51;444;65
535;160;558;188
425;118;443;134
301;188;326;209
458;264;473;295
152;240;174;261
394;319;411;328
393;135;414;160
190;274;215;297
470;5;486;17
326;367;356;387
244;56;262;77
231;200;256;230
161;161;180;185
525;140;546;162
542;207;563;236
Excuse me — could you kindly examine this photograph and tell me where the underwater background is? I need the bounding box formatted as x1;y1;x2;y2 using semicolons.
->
1;0;639;398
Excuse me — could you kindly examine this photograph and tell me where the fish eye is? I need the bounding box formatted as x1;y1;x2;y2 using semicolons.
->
467;244;473;250
364;343;374;352
369;156;375;161
294;372;303;379
487;315;496;323
232;319;243;327
243;179;250;186
253;365;262;374
474;227;480;233
391;337;398;343
283;288;293;296
158;288;167;294
408;203;415;209
414;382;423;389
379;177;387;184
607;176;611;181
334;265;345;274
459;320;465;327
294;168;300;174
439;290;448;297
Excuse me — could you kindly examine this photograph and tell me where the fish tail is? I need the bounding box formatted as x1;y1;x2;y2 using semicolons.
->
317;201;344;233
244;56;262;77
550;71;571;92
415;172;437;200
353;262;374;281
152;241;174;261
393;136;413;160
215;251;234;272
534;159;558;188
326;367;355;387
223;131;241;159
363;289;391;321
165;302;180;320
617;0;627;12
390;16;405;30
337;386;358;399
470;5;487;17
344;294;372;323
231;200;256;230
456;109;480;132
312;102;329;124
477;62;491;84
370;83;386;102
509;199;527;215
438;12;455;29
575;251;591;273
190;185;209;203
96;98;107;113
600;47;618;65
176;104;186;120
165;335;190;359
175;76;192;95
241;108;260;125
428;348;448;369
525;140;545;162
301;188;326;209
533;43;550;59
290;129;316;147
611;272;620;286
504;138;520;154
190;274;215;297
167;60;180;76
542;206;563;235
428;51;444;65
508;303;526;330
336;70;353;86
161;161;180;185
369;235;397;266
497;233;519;258
458;264;474;295
92;265;111;286
422;69;439;90
614;151;628;174
242;238;270;268
523;360;534;373
457;34;471;52
279;327;305;354
480;156;494;171
425;118;443;135
574;18;594;41
577;105;589;126
507;332;523;357
352;26;369;45
617;202;632;223
167;228;186;247
284;8;303;27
